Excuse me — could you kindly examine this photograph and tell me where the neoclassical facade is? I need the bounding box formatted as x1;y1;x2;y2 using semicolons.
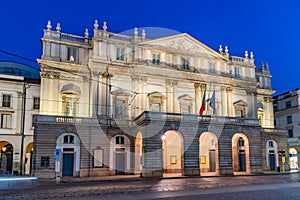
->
33;20;287;178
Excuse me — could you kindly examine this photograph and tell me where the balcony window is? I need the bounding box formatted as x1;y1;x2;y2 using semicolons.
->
152;53;160;65
116;47;125;61
2;94;11;107
67;47;77;62
115;100;125;119
234;67;240;78
181;57;189;70
209;62;215;73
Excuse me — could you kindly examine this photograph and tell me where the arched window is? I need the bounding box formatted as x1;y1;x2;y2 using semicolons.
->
238;137;244;147
116;136;125;144
268;141;273;147
63;135;74;144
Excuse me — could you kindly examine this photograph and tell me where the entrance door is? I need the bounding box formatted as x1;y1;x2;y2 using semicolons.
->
115;150;125;175
62;154;74;176
269;153;275;171
238;151;246;171
209;150;216;172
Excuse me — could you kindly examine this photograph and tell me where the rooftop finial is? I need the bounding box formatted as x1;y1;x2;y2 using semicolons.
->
103;21;107;32
245;50;248;58
84;28;89;37
142;29;146;39
47;20;52;30
261;62;264;67
56;23;61;32
225;46;229;55
134;27;138;37
219;45;223;53
250;51;254;59
266;62;269;70
94;20;99;30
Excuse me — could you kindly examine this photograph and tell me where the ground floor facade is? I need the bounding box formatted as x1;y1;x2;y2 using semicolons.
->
32;112;288;178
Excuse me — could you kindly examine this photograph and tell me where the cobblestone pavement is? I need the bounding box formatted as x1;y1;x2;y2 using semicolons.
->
1;174;300;199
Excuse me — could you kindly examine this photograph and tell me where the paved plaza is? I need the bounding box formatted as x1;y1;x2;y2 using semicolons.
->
1;173;300;199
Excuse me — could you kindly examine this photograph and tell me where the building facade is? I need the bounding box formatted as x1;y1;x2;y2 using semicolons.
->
273;88;300;170
33;20;287;178
0;61;40;175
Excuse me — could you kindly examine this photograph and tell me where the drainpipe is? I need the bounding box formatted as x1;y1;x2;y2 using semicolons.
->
20;81;27;175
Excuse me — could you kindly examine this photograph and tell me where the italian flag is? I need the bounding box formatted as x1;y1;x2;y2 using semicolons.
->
199;88;206;115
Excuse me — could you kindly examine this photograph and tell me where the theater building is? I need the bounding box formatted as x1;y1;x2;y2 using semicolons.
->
32;20;287;178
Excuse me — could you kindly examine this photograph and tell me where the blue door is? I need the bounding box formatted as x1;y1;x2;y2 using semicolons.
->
238;153;246;171
62;154;74;176
269;153;275;171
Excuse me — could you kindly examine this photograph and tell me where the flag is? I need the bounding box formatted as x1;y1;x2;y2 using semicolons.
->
209;90;216;115
199;88;206;115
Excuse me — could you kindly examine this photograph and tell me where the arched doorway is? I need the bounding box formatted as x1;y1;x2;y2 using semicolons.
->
56;133;81;177
162;130;184;175
232;133;250;174
110;135;130;175
266;140;278;171
134;132;143;174
289;148;298;170
0;142;13;175
25;142;34;175
199;132;219;175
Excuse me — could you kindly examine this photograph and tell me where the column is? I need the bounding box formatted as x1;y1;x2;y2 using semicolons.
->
221;86;228;116
194;83;201;114
165;79;172;112
226;87;233;117
172;80;178;113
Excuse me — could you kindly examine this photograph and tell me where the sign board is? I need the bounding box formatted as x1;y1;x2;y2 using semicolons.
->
54;149;61;162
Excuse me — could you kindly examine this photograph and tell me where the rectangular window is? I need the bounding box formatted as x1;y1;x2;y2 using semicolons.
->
67;47;77;62
2;94;11;107
209;62;215;73
116;47;125;61
116;136;125;144
1;114;11;128
288;129;294;138
285;101;291;109
152;53;160;65
151;103;161;112
33;97;40;109
115;100;124;119
181;57;189;70
181;105;191;114
287;116;292;124
273;105;278;112
234;67;240;78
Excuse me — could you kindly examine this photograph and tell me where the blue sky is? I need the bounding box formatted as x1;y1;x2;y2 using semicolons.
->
0;0;298;95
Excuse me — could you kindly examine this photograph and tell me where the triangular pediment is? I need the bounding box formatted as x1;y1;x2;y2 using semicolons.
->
141;33;227;60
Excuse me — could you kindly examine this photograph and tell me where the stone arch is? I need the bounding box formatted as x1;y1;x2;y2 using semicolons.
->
56;133;81;177
232;133;250;174
162;130;184;175
199;132;219;175
266;140;278;171
110;134;130;175
24;142;34;175
0;141;14;175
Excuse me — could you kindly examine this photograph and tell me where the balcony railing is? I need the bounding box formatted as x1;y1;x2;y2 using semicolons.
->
44;30;92;46
134;111;259;125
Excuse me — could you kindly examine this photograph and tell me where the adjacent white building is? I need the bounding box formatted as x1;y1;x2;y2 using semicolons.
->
0;61;40;175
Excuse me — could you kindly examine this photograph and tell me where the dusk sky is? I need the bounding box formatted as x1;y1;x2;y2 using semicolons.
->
0;0;298;95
